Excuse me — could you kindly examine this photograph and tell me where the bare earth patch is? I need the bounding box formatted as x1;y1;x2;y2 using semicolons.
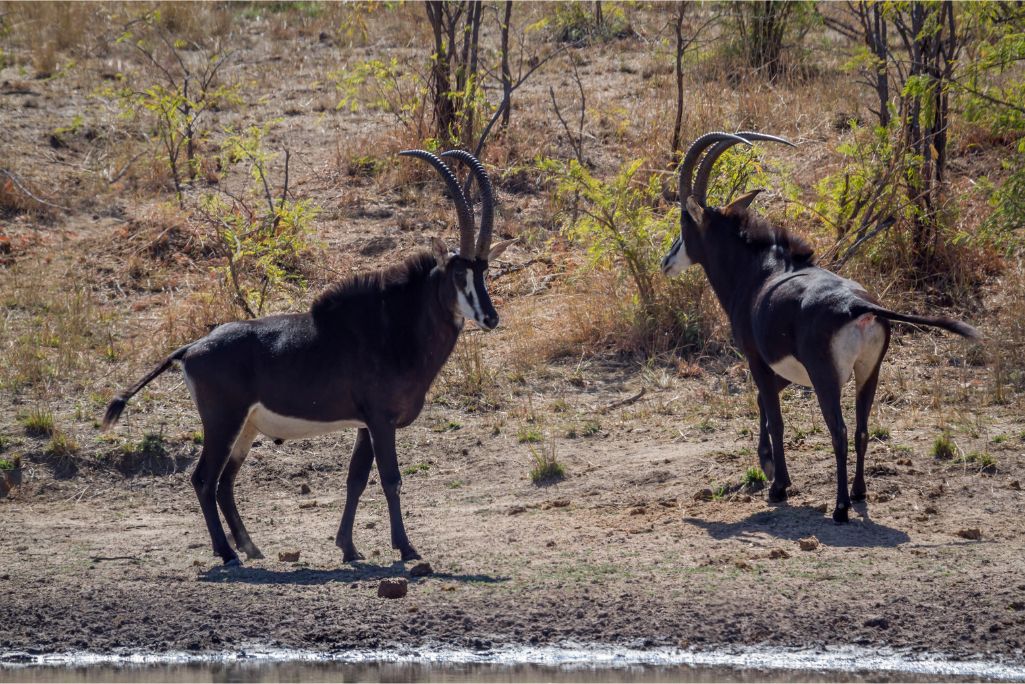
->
2;379;1024;660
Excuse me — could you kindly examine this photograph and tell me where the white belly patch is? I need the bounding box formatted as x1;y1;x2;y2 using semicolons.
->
770;355;813;387
248;403;365;440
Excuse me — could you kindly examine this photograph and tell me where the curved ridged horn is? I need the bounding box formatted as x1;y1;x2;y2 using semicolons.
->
692;131;796;207
400;149;475;257
441;150;495;259
678;132;752;209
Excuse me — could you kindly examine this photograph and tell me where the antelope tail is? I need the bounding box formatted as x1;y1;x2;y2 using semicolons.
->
859;305;981;341
102;343;193;429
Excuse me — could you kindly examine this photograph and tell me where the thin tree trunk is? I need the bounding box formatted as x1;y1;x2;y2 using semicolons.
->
671;3;688;161
500;1;513;132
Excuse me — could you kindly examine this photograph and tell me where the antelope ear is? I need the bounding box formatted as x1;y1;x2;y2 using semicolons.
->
487;237;519;262
685;196;706;225
431;237;451;264
724;189;763;214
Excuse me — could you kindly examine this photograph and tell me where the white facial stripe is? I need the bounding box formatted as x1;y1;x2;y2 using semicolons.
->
457;276;484;323
662;239;693;276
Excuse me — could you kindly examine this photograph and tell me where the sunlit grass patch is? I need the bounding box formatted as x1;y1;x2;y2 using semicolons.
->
20;408;55;437
528;441;565;485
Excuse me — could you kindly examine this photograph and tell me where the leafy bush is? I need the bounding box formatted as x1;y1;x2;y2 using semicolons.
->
931;433;956;460
982;143;1025;253
538;156;717;357
545;2;631;44
197;123;317;318
110;10;241;205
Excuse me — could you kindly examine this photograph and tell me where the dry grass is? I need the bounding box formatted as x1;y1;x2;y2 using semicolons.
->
1;2;103;74
0;259;106;397
0;2;1020;484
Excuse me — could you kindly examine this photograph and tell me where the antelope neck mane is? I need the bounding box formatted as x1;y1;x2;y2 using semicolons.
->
310;251;438;323
725;208;815;265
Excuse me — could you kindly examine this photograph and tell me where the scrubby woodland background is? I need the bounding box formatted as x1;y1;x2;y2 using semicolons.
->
2;0;1025;660
1;0;1023;464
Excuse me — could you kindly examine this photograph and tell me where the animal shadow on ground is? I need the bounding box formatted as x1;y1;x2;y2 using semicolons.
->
110;450;195;478
29;450;79;480
198;561;509;586
684;502;910;548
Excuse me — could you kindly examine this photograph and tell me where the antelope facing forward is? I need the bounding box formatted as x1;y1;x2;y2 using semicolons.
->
103;149;515;566
662;131;979;522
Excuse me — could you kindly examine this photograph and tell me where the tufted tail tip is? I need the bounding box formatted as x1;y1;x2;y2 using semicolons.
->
101;396;127;431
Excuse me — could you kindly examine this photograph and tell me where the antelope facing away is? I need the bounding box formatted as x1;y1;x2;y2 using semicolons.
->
103;149;515;566
662;131;979;522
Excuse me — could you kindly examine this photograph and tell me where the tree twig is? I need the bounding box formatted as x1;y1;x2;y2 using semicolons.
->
0;169;72;212
601;388;647;414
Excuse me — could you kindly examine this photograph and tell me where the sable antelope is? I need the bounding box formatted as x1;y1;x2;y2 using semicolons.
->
662;131;979;522
103;149;515;565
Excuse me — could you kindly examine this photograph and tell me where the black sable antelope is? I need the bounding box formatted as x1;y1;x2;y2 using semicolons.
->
662;131;979;522
103;149;515;566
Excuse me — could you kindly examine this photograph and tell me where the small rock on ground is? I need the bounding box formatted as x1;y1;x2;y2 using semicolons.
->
693;488;714;502
864;616;890;629
278;551;300;562
798;536;820;551
378;577;408;599
409;562;433;578
957;528;982;540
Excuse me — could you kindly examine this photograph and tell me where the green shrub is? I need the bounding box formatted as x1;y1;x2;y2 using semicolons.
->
199;123;317;318
528;442;565;484
517;427;543;444
20;408;55;437
742;466;767;488
931;433;956;460
960;451;997;474
538;156;714;356
402;462;430;476
46;431;79;457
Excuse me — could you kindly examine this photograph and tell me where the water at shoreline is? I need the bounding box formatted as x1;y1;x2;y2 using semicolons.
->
2;644;1023;683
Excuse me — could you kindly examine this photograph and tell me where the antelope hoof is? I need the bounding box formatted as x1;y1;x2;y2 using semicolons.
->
223;556;243;568
243;546;264;560
400;547;421;562
342;547;364;563
833;504;850;524
767;484;788;503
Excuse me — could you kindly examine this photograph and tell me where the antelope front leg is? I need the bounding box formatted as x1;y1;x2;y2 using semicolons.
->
336;428;375;562
367;419;420;561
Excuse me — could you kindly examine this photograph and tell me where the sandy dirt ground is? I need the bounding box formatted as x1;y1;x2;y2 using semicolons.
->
2;368;1024;661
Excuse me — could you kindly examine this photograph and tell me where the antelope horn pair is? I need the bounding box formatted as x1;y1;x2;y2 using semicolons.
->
678;131;796;226
399;149;495;259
